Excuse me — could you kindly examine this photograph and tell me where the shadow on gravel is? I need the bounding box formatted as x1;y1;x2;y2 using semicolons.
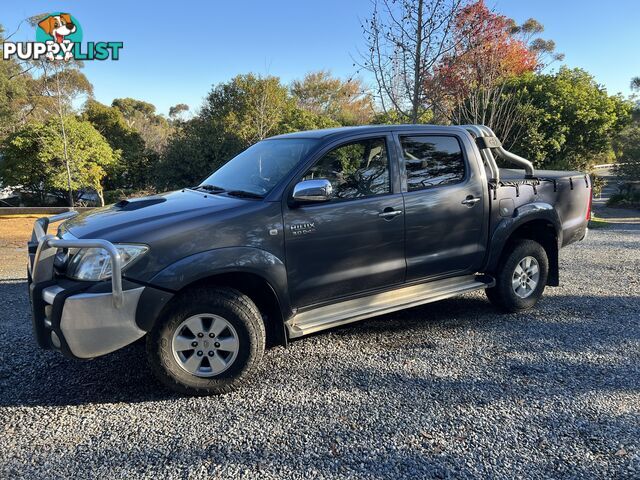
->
1;279;638;408
0;280;177;407
0;342;178;407
330;293;639;353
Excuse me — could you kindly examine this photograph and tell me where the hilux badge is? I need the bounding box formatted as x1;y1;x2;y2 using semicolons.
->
290;222;316;236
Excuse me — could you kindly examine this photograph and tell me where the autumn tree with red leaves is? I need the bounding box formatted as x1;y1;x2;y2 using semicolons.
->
428;0;563;146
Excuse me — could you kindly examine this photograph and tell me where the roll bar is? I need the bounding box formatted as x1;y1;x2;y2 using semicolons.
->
462;125;501;184
479;125;535;178
462;124;535;181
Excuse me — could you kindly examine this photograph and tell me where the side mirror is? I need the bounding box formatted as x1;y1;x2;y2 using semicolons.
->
292;179;333;203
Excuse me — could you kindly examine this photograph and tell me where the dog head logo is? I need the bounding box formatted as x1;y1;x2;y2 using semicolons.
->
36;13;83;46
3;13;122;62
38;14;77;43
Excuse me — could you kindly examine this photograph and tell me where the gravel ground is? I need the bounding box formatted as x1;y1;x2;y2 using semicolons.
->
0;222;638;479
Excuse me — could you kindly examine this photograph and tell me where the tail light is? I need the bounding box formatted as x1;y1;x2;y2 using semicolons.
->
586;188;593;221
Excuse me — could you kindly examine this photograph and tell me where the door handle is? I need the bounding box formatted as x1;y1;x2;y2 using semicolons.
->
378;209;403;219
461;196;481;207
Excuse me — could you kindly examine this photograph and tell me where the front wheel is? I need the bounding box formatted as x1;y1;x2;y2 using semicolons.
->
486;239;549;313
147;287;265;396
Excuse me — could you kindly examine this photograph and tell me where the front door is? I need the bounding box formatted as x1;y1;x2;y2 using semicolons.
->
283;136;405;308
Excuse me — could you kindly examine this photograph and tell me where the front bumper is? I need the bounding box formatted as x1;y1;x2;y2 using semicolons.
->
28;212;147;359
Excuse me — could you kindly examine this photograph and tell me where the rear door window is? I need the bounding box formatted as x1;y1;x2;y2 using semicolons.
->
400;136;466;191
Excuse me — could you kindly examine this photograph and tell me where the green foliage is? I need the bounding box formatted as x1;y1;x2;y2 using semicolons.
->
291;71;374;125
508;68;632;170
156;74;339;190
613;122;640;181
83;100;153;189
0;116;117;202
0;26;32;139
112;97;173;155
371;109;433;125
83;98;173;191
587;215;611;229
607;189;640;208
112;98;157;119
590;175;606;197
169;103;189;120
32;64;94;121
0;60;30;140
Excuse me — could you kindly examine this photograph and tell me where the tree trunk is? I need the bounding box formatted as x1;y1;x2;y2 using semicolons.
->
411;0;425;124
60;116;74;208
55;71;74;209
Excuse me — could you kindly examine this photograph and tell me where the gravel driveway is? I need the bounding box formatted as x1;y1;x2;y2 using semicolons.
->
1;222;638;479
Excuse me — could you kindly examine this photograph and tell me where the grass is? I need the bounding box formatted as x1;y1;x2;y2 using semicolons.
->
0;216;66;277
588;215;611;229
0;214;44;219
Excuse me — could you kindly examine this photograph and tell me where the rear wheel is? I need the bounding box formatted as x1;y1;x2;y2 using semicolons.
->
147;287;265;395
486;240;548;313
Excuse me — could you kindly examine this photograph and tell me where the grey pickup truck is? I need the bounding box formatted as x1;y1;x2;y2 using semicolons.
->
28;124;592;395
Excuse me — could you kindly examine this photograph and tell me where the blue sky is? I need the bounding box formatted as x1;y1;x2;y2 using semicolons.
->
3;0;638;115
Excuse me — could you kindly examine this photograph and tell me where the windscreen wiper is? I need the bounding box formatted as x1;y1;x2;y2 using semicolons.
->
193;184;225;192
225;190;264;199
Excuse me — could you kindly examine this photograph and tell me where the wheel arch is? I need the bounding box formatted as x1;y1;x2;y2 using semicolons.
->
138;247;291;346
487;203;561;286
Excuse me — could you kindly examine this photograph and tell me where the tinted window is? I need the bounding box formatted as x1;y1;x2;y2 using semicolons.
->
302;138;390;199
401;136;466;191
201;138;318;195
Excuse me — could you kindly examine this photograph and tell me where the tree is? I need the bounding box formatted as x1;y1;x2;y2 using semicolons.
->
358;0;466;123
157;74;292;189
169;103;190;121
291;71;374;125
208;74;296;143
613;123;640;181
614;76;640;182
82;100;150;190
157;74;339;190
22;13;96;207
112;97;157;123
112;97;173;155
0;24;32;140
430;1;562;144
0;116;117;205
509;68;632;171
35;61;94;206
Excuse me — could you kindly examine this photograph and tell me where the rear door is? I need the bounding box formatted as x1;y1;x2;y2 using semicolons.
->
283;135;405;307
395;132;488;281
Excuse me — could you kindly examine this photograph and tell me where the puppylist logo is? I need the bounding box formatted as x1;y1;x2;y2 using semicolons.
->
2;12;123;61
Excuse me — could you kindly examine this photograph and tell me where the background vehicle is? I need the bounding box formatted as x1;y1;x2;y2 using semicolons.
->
28;124;591;395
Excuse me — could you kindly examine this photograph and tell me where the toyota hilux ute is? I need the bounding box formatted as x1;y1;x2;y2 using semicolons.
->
28;125;591;395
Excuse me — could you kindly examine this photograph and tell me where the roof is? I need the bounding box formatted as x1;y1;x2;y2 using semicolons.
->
268;124;466;141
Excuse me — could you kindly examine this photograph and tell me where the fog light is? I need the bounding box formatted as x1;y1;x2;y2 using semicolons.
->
50;331;61;349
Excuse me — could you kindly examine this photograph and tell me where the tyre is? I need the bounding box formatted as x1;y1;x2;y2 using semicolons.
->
485;239;549;313
147;287;265;395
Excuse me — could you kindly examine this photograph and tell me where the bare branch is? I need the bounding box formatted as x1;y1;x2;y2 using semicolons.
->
357;0;467;123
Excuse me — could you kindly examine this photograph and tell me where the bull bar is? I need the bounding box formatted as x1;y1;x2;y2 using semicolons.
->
28;211;124;308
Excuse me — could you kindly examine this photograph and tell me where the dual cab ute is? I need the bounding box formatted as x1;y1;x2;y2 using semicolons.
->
28;124;592;395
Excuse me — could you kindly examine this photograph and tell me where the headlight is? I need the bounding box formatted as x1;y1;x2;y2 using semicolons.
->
66;244;148;281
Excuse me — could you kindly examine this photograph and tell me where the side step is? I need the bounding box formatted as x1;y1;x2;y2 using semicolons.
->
287;274;494;338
